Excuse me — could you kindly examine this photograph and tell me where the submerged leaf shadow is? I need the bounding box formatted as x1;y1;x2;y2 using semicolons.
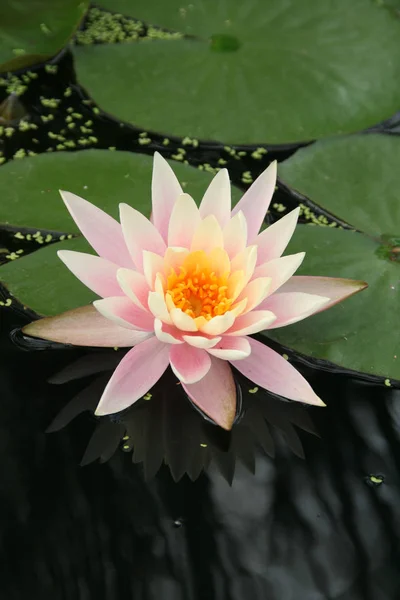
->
46;347;320;484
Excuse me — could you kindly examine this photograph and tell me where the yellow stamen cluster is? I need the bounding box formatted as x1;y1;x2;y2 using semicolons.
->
166;251;233;320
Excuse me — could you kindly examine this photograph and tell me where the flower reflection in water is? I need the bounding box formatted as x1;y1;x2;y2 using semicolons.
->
45;345;318;484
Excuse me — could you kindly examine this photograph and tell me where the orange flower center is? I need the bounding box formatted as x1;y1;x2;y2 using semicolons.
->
166;250;233;320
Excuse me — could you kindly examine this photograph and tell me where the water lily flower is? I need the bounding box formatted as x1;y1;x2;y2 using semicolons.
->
23;153;367;430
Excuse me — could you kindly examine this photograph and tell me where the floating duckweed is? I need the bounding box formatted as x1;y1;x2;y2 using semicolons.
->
13;149;26;159
143;393;152;400
44;64;58;74
282;353;289;360
162;138;170;145
238;151;247;157
40;23;52;35
146;26;183;40
122;435;129;441
384;378;391;387
67;122;76;129
5;127;15;137
6;252;20;260
0;298;12;307
92;107;100;115
18;121;38;132
122;444;130;451
40;97;60;108
298;202;338;227
64;87;72;97
0;157;5;165
365;474;384;486
200;443;208;448
182;136;199;147
40;114;54;122
272;202;286;213
75;7;145;45
248;387;259;394
14;232;24;239
44;234;53;243
108;146;116;151
241;171;253;184
218;158;227;165
138;137;151;145
251;147;268;159
223;146;237;157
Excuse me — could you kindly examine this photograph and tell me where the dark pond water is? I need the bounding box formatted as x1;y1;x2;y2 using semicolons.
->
1;10;400;599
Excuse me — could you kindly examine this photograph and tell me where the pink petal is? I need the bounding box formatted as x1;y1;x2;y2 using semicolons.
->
116;268;150;310
199;312;235;335
151;152;183;240
223;211;247;258
255;207;300;265
199;168;231;227
120;203;166;271
94;297;154;331
168;193;200;248
143;251;165;288
232;337;325;406
253;252;305;295
182;334;221;349
276;276;368;312
22;305;152;347
191;215;223;253
95;336;170;415
154;318;183;344
258;292;330;329
169;344;211;383
58;250;122;298
226;310;276;336
208;336;251;360
59;191;133;268
235;277;271;314
182;357;236;430
148;292;173;324
231;161;277;243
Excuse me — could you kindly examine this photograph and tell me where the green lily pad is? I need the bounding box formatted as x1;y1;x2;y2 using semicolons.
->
0;0;89;73
267;134;400;381
0;149;242;316
1;237;97;316
75;0;400;144
279;134;400;236
0;149;241;230
265;226;400;380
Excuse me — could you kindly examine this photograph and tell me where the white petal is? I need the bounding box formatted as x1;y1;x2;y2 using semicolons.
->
199;168;231;227
168;193;200;248
148;292;173;324
170;308;198;332
182;334;221;349
191;215;223;252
